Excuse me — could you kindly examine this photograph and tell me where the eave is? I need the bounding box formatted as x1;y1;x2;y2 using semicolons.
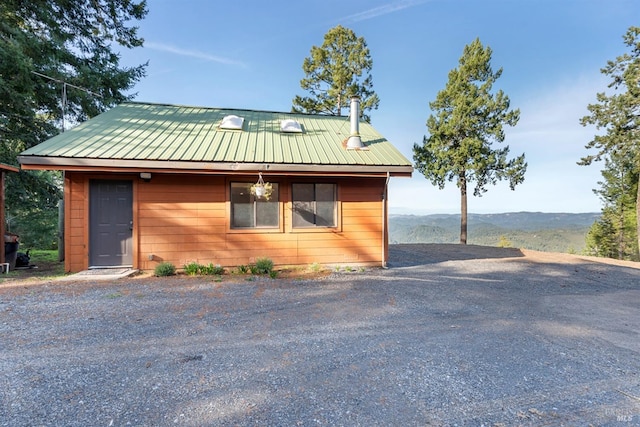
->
0;163;20;173
18;156;413;178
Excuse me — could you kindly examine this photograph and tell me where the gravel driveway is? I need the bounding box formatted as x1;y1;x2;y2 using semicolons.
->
1;244;639;426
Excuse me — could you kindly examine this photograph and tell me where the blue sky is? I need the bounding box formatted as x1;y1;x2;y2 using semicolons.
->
118;0;638;214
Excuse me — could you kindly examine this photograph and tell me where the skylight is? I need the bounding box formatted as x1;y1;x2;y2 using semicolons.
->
280;119;303;133
219;115;244;130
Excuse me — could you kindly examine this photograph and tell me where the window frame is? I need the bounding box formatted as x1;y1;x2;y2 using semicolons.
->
229;181;281;231
291;182;338;230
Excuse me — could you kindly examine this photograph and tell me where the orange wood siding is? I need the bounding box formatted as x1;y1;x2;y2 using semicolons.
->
64;173;387;272
137;175;227;269
64;174;89;272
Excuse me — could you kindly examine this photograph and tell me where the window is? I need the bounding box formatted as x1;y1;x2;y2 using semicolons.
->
292;183;337;228
231;182;279;228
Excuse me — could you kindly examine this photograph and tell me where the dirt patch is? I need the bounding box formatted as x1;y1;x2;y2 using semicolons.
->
3;254;64;279
520;248;640;269
389;243;640;270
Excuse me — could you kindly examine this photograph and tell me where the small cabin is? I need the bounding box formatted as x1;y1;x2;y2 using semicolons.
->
18;101;413;272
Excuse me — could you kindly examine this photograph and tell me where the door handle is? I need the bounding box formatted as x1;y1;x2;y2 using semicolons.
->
129;220;133;231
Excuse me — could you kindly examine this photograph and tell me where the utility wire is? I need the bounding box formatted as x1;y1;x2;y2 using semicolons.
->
31;71;102;132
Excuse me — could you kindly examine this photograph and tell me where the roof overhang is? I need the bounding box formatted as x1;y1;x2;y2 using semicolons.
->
18;156;413;178
0;163;20;173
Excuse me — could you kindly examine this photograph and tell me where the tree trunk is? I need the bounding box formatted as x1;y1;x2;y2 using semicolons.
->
618;197;625;259
460;172;468;245
636;171;640;256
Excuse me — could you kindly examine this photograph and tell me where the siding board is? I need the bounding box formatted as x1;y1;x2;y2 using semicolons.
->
64;172;388;272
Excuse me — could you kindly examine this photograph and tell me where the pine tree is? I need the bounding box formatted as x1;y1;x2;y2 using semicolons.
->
0;0;147;248
580;26;640;253
584;215;617;259
584;152;639;260
413;38;526;244
292;25;379;122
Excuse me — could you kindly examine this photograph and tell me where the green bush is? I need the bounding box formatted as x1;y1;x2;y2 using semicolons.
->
235;259;274;276
154;262;176;277
497;235;513;248
254;257;274;274
184;262;225;276
183;262;200;276
7;208;59;250
202;263;225;275
235;264;250;274
309;262;322;272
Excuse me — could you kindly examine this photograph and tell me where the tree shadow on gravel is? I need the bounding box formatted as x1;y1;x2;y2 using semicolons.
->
2;246;640;427
389;243;524;267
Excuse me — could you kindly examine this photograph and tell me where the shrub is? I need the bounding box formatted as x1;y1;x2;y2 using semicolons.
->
254;257;274;274
154;262;176;277
235;259;274;276
183;262;200;276
202;263;225;275
497;235;513;248
235;264;250;274
183;262;225;276
309;262;322;272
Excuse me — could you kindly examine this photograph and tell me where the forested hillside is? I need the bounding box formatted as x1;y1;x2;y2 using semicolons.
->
389;212;600;253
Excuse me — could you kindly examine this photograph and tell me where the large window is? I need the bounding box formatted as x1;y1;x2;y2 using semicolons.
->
230;182;279;228
292;183;337;228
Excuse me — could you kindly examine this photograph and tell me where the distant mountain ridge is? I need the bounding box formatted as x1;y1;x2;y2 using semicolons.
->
389;212;600;254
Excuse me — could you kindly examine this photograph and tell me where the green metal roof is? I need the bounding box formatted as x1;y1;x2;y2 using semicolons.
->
19;102;413;176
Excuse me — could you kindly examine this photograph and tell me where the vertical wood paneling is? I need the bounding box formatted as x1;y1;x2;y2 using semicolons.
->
65;173;88;272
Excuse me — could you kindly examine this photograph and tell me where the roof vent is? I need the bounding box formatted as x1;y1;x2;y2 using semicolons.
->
280;119;303;133
219;115;244;130
346;97;364;150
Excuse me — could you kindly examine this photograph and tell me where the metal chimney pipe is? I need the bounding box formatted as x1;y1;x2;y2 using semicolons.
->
350;96;360;135
346;96;364;149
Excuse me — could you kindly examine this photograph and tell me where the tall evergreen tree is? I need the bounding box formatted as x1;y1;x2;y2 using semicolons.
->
584;214;617;259
413;38;526;244
583;152;639;260
580;26;640;252
292;25;379;122
0;0;147;248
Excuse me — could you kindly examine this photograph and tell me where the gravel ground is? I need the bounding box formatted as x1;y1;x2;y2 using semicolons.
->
1;244;639;426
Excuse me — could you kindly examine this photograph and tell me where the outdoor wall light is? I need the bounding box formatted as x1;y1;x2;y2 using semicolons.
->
140;172;152;181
